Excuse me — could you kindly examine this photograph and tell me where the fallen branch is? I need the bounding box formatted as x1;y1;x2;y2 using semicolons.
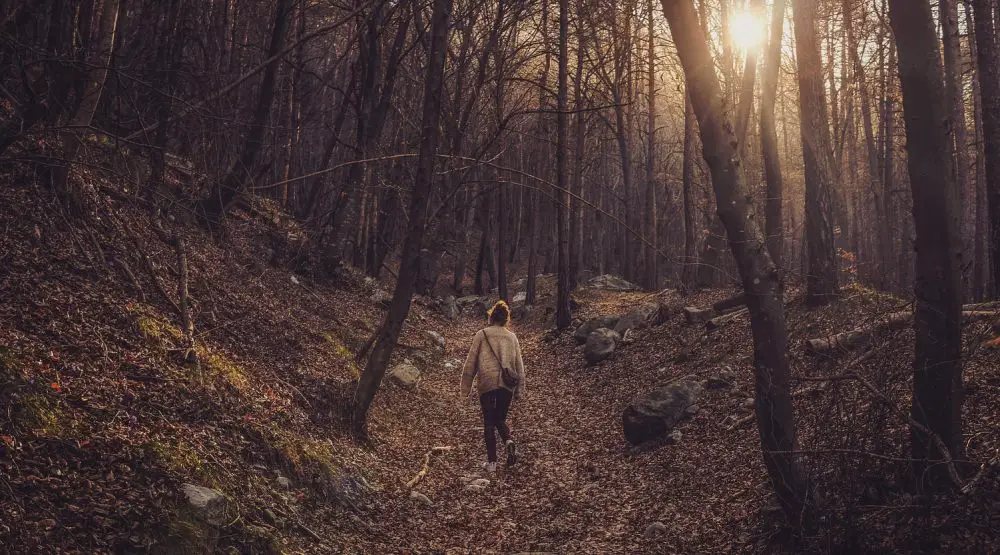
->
805;310;1000;355
706;307;749;331
405;446;454;489
712;293;747;313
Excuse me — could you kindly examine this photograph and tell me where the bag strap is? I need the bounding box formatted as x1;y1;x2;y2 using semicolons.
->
481;330;502;366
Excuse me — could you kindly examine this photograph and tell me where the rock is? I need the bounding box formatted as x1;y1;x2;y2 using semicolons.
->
410;490;433;506
276;476;292;489
622;379;701;445
458;475;479;484
444;359;460;371
388;363;421;390
742;397;756;410
584;328;620;365
424;330;446;351
442;296;459;320
468;478;490;488
182;483;228;525
614;303;661;334
684;404;700;417
585;274;643;292
573;315;620;344
644;522;668;538
512;291;527;303
465;483;488;493
370;290;392;307
455;295;483;308
667;430;683;443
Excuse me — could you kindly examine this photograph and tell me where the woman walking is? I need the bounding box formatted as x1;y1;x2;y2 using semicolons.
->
460;300;526;473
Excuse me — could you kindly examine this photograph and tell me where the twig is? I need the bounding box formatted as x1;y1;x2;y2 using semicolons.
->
405;446;454;489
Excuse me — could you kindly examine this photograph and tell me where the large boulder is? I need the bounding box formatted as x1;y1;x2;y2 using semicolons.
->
584;328;620;365
442;296;459;320
585;274;642;292
388;362;421;389
622;379;701;445
574;315;621;345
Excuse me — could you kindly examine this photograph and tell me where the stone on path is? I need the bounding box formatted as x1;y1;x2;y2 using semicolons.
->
442;295;459;320
410;490;433;506
644;522;669;538
424;330;446;352
622;379;701;445
585;274;643;292
388;363;421;390
584;328;620;365
574;316;620;345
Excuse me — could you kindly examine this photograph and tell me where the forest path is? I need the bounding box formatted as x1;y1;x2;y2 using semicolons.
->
368;289;766;554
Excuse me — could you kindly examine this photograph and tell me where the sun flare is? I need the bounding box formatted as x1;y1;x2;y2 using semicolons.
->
730;9;764;52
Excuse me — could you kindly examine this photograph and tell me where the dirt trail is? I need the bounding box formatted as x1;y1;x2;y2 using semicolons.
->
363;290;770;554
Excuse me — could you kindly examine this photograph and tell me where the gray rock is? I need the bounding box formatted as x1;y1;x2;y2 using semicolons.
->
667;430;683;443
512;292;527;304
622;379;701;445
370;290;392;307
584;328;620;365
742;397;756;409
425;330;446;351
613;303;661;334
388;363;422;390
465;483;488;493
574;316;621;344
644;522;669;538
468;478;490;488
410;490;433;506
684;404;700;417
585;274;643;292
181;483;228;525
276;476;292;489
442;296;459;320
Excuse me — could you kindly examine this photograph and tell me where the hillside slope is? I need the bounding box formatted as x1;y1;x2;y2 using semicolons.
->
2;171;1000;554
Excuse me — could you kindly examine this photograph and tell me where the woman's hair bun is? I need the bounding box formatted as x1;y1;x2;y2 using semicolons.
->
488;300;511;325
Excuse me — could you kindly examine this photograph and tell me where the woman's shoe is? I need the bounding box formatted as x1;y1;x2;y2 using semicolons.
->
505;440;517;467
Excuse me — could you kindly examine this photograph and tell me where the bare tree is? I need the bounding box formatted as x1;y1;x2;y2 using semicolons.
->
886;0;966;487
352;0;452;439
971;0;1000;296
660;0;810;523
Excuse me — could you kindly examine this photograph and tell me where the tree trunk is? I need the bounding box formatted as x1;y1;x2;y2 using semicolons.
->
793;0;838;305
661;0;810;524
682;94;698;288
498;179;510;302
644;0;659;290
888;0;966;486
555;0;572;329
969;4;990;300
352;0;451;439
570;1;586;290
972;0;1000;297
761;0;786;268
527;0;551;307
941;0;972;300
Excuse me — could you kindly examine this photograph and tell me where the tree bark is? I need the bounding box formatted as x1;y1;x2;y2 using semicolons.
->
793;0;838;305
555;0;572;329
570;0;586;290
888;0;967;485
353;0;451;439
972;0;1000;297
661;0;810;524
760;0;786;268
644;0;659;290
968;4;990;300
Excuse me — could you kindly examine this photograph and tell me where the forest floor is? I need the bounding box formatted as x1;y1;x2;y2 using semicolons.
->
2;168;1000;553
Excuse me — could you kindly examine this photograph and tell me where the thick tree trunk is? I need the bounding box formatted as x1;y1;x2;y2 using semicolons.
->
570;3;586;290
555;0;572;329
888;0;966;485
972;0;1000;297
201;0;290;226
761;0;786;268
661;0;810;524
498;179;509;302
793;0;838;305
352;0;451;439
